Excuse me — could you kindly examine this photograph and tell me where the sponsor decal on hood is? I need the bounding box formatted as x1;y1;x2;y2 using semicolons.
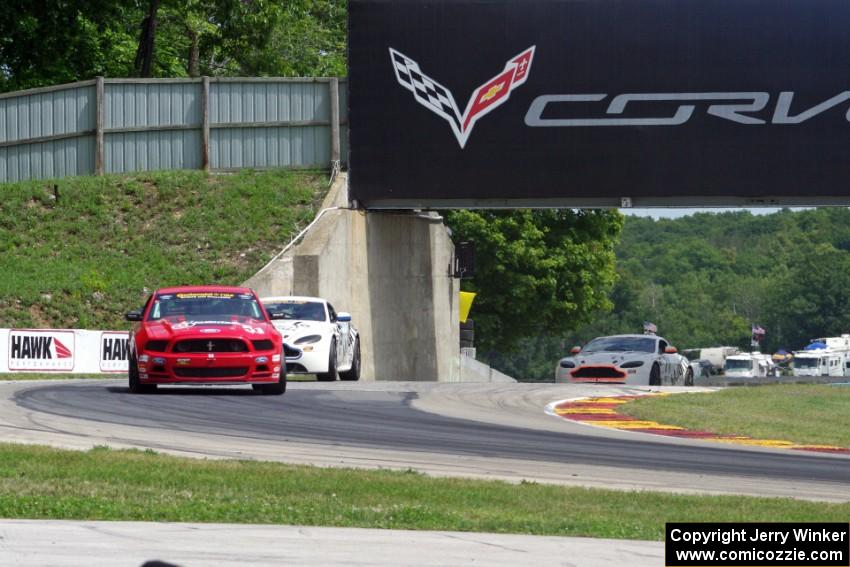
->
273;320;323;338
165;320;267;335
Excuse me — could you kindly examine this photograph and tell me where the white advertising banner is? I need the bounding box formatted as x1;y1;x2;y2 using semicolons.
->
99;331;129;373
8;329;75;371
0;328;129;374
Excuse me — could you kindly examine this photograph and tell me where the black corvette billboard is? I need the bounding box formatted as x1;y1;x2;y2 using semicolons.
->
348;0;850;208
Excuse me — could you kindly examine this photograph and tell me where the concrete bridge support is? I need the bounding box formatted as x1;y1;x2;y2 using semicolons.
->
245;174;461;381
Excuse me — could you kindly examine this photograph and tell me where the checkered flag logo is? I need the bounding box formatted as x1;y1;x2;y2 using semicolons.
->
390;46;535;148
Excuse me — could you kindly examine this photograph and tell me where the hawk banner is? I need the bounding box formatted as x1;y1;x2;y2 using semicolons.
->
8;330;75;371
390;46;535;148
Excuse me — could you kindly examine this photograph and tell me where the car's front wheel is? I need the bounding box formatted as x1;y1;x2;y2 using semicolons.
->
339;339;361;381
649;364;661;386
128;355;155;394
255;372;286;395
316;340;338;382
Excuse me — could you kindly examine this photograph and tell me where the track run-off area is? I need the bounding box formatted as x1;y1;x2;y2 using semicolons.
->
1;380;848;502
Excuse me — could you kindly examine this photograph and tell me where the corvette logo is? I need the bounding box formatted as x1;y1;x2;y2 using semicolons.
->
390;46;535;148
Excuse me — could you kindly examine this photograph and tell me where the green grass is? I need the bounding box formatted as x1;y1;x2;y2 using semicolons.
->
0;169;327;330
620;385;850;447
0;443;848;540
0;373;108;381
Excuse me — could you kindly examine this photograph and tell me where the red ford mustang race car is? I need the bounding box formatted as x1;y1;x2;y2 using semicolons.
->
125;286;286;394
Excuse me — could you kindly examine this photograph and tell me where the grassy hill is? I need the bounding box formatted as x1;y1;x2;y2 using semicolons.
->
0;169;327;330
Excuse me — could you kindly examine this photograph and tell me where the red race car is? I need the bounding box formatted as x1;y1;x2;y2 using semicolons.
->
125;286;286;395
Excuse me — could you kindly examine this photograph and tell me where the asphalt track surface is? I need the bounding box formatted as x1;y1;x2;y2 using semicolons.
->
10;380;850;490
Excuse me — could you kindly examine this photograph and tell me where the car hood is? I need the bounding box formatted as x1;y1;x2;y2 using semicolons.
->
144;317;275;340
565;351;653;366
271;320;325;340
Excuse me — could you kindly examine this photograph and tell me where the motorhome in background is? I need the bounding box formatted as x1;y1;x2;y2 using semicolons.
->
723;352;778;378
820;334;850;375
792;335;850;377
698;346;741;374
792;349;842;376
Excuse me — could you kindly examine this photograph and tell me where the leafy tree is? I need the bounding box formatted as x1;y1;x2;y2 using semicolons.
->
233;0;347;77
766;242;850;348
444;209;623;354
134;0;160;77
0;0;348;92
0;0;133;91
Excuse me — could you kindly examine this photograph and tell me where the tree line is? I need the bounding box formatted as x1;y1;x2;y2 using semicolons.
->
0;0;346;92
483;208;850;381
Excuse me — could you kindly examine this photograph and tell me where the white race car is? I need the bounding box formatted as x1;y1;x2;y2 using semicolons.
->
261;296;360;381
554;334;693;386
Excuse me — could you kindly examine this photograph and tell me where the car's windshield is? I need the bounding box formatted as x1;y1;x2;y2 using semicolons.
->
147;291;264;322
263;300;326;322
794;357;820;369
581;336;656;353
725;359;753;371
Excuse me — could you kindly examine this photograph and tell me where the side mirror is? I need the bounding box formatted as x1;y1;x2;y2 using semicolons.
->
125;309;143;322
664;346;678;354
570;346;581;355
337;312;352;323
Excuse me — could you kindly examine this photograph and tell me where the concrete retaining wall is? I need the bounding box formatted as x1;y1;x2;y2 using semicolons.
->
459;355;517;383
245;173;464;381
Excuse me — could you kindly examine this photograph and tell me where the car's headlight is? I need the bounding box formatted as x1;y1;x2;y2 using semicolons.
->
559;360;575;368
294;334;322;345
620;361;644;368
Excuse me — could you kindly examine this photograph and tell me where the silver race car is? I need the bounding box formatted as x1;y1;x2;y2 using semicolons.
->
554;333;693;386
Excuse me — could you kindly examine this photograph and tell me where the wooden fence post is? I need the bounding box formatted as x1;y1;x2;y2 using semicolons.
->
201;76;210;171
329;78;341;166
95;76;104;175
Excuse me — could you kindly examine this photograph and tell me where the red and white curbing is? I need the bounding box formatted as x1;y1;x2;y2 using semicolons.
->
546;393;850;455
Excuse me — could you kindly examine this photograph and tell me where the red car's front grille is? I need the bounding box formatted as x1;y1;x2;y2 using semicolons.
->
173;367;248;378
571;366;627;379
173;339;249;353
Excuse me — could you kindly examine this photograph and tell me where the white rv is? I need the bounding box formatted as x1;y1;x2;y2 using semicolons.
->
793;335;850;377
794;348;846;376
792;350;843;376
723;352;777;378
